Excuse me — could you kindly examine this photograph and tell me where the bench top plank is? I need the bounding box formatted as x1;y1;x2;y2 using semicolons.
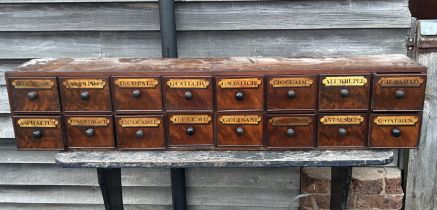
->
55;150;394;168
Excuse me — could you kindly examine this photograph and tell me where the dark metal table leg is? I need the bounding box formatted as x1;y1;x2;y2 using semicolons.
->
171;168;188;210
330;167;352;210
97;168;124;210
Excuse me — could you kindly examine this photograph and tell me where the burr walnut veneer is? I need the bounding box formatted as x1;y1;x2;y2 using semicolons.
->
6;55;426;150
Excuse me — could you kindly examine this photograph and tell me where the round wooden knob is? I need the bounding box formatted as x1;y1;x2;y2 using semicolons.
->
186;127;195;136
184;91;193;100
27;91;38;100
391;128;401;137
287;128;295;137
135;130;144;138
338;128;347;136
395;89;405;99
80;91;90;100
236;127;244;136
132;89;141;98
235;91;244;100
32;129;43;139
340;88;349;98
85;128;95;137
287;90;296;99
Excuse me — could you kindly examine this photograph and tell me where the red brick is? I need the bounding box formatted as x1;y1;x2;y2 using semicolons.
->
301;167;330;193
300;194;330;209
350;167;384;195
355;195;404;209
385;168;404;194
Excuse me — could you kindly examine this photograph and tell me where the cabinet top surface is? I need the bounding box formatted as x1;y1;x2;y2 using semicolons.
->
8;54;425;76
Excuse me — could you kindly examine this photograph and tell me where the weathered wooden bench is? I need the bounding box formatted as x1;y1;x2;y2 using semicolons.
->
56;150;394;210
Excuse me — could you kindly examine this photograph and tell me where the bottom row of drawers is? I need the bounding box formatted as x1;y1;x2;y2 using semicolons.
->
13;113;422;150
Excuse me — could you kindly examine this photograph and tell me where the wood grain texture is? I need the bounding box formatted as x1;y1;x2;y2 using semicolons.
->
0;115;14;138
0;86;10;113
266;114;315;149
115;115;165;149
164;77;213;111
167;113;214;147
0;1;410;31
0;60;27;85
405;52;437;209
215;77;264;111
65;115;115;149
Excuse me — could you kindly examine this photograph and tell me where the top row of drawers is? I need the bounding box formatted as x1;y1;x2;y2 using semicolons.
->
8;74;426;113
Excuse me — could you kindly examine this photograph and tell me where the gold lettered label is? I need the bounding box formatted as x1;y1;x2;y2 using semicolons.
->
374;116;418;126
63;79;106;89
166;79;210;89
219;115;262;125
12;79;54;89
119;118;161;128
320;115;364;125
170;115;212;124
218;78;262;88
114;78;159;88
269;77;313;87
68;117;110;127
269;117;312;126
378;77;424;87
322;76;367;86
17;119;58;128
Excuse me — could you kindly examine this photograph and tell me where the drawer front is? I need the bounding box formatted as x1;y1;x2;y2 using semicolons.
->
113;77;162;112
8;77;60;113
318;114;367;148
13;116;64;150
267;75;317;111
217;114;263;146
216;77;264;111
369;114;421;148
60;77;112;112
65;116;114;149
266;114;315;148
167;113;214;146
372;74;426;111
164;77;213;110
115;115;165;149
319;75;370;111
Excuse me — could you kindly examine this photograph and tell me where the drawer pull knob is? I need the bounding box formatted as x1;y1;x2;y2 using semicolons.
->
287;128;295;137
395;89;405;99
338;128;347;136
287;90;296;99
236;127;244;136
27;91;38;100
80;91;90;100
391;128;401;137
32;129;43;139
186;127;195;136
235;91;244;100
135;130;144;138
132;89;141;98
340;88;349;97
85;128;95;137
184;91;193;100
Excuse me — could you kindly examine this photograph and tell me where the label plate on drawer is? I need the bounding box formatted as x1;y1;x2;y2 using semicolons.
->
377;77;424;87
12;79;55;89
170;115;212;124
218;78;262;88
63;79;106;89
269;77;313;87
17;119;59;127
219;115;262;125
166;79;210;88
320;115;364;125
322;76;367;86
373;116;419;126
119;118;161;127
114;78;159;88
269;117;312;126
67;117;110;127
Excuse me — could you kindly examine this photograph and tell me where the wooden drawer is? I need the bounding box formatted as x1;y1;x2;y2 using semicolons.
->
217;114;263;147
369;113;421;148
319;75;370;111
266;114;315;149
167;113;214;147
13;116;64;150
216;77;264;111
164;77;213;111
112;77;162;112
318;113;368;148
267;75;317;111
372;74;426;111
8;77;60;113
60;77;112;112
65;115;114;149
115;115;165;150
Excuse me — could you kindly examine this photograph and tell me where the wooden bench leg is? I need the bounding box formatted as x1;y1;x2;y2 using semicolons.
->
97;168;124;210
330;167;352;210
171;168;188;210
